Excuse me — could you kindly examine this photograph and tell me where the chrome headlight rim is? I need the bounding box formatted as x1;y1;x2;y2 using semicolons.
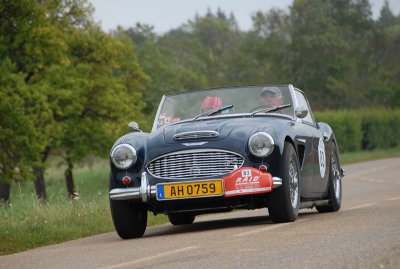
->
248;132;275;158
110;144;137;169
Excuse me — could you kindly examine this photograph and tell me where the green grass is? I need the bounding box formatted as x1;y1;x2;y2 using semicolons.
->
0;158;168;256
340;147;400;164
1;148;400;255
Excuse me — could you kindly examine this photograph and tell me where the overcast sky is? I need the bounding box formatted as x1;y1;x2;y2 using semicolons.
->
89;0;400;33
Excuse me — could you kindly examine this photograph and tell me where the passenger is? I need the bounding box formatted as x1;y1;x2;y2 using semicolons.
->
201;96;222;113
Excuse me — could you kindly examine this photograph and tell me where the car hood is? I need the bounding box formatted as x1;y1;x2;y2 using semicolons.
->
118;115;291;166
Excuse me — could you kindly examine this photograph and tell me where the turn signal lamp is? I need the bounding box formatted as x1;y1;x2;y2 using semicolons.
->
259;165;268;173
122;176;132;186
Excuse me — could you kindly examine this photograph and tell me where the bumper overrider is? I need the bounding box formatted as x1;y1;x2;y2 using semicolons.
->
109;167;283;202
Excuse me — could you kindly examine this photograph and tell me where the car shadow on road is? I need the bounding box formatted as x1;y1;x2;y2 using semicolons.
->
143;211;316;238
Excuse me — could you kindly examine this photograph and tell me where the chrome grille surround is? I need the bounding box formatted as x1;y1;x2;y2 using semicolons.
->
146;149;244;179
173;131;219;141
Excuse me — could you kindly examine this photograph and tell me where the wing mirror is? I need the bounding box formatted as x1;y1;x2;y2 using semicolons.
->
295;106;308;119
128;121;142;132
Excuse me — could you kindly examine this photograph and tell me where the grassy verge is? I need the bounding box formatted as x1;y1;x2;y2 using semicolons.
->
0;159;168;256
340;147;400;164
1;149;400;255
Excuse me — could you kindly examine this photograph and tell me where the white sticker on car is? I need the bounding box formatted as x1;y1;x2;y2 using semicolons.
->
318;138;326;178
241;170;252;177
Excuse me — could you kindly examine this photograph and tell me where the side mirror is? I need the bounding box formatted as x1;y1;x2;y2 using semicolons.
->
295;106;308;119
128;121;142;132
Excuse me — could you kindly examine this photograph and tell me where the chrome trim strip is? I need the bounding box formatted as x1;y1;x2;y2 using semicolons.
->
109;174;157;201
109;187;140;200
272;177;282;188
173;130;219;140
151;95;167;132
140;172;148;202
297;138;306;144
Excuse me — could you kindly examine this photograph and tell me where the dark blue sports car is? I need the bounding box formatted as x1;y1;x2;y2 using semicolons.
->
109;84;344;239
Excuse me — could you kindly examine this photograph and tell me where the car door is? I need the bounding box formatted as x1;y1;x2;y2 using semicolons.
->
293;90;329;194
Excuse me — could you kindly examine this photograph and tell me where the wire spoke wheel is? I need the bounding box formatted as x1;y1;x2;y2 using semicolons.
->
268;142;300;222
289;157;299;209
332;156;341;200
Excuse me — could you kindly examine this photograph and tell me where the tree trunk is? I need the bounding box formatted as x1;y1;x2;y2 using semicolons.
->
33;146;51;204
64;158;78;199
34;168;47;204
0;181;11;205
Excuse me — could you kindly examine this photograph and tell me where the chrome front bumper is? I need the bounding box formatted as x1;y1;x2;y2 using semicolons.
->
109;172;283;202
109;172;156;202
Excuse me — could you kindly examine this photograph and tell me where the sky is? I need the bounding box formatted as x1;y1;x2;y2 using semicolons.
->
89;0;400;33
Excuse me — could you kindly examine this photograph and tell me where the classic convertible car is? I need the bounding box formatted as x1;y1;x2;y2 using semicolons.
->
109;84;344;239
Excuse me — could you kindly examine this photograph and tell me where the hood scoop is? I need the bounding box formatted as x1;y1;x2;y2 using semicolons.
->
173;130;219;141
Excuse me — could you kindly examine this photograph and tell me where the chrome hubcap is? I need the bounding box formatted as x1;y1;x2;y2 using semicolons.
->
289;157;299;209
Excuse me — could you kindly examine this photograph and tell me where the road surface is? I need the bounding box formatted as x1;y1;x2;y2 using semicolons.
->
1;158;400;269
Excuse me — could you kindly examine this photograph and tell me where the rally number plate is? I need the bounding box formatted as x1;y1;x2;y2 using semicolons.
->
156;180;223;200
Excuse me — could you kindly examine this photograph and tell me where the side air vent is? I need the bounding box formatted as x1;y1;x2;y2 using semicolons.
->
173;131;219;141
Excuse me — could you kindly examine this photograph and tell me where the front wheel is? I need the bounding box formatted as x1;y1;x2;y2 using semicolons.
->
110;199;147;239
109;174;147;239
268;142;300;223
316;142;342;213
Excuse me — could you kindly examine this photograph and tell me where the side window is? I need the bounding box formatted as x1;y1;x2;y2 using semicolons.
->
294;91;315;124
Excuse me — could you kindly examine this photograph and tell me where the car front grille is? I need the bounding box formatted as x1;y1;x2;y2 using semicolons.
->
147;149;244;179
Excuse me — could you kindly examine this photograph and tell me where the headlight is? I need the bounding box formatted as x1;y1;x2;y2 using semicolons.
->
111;144;137;169
248;132;274;157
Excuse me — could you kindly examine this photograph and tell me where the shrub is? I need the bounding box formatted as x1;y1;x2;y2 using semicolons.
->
360;109;400;150
315;110;362;152
315;109;400;152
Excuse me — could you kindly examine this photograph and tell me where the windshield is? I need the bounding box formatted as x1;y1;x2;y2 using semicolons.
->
153;85;294;130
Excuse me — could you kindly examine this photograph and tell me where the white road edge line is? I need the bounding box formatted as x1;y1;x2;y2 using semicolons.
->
385;197;400;201
234;219;307;237
344;203;377;211
97;246;199;269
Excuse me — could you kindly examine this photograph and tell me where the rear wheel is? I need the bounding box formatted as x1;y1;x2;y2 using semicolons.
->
168;213;195;225
316;142;342;213
268;142;300;223
109;175;147;239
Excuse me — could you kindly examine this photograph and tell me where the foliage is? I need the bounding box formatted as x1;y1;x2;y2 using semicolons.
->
315;110;362;152
0;0;146;188
116;2;400;114
315;109;400;152
360;109;400;150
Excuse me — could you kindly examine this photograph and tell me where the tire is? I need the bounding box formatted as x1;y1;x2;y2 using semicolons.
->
109;175;147;239
268;142;300;223
316;142;342;213
168;213;195;225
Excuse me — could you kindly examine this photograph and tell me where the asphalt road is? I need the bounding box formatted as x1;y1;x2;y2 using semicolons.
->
1;158;400;269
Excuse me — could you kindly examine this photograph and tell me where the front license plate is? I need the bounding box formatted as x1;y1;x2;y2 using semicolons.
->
156;180;223;200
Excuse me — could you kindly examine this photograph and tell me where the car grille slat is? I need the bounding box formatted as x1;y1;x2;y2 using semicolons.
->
147;149;244;179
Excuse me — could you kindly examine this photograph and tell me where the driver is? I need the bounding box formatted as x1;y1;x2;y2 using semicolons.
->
260;87;284;107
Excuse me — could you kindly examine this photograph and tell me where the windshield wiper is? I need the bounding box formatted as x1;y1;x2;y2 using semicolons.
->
251;104;291;116
193;105;234;121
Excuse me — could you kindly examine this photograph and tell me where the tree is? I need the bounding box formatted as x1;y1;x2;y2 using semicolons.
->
0;60;49;203
0;0;146;202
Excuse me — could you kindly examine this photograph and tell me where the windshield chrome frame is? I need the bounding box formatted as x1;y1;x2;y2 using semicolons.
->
152;85;296;132
152;95;166;132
